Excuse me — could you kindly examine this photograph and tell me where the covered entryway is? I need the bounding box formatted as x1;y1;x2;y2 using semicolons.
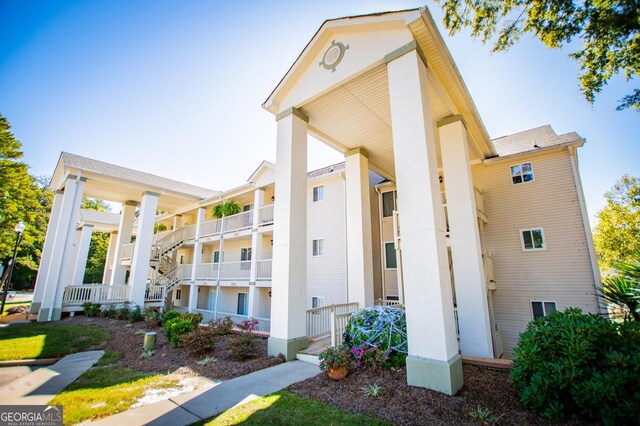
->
263;7;498;395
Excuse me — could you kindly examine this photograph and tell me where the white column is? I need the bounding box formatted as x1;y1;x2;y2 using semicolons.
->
31;190;64;314
102;231;118;284
267;107;309;360
345;148;375;308
189;207;206;312
110;201;137;285
388;48;462;394
248;188;265;319
439;117;493;358
129;192;159;306
72;224;94;285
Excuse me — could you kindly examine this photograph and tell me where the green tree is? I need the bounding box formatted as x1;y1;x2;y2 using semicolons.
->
593;175;640;272
436;0;640;110
599;252;640;321
81;198;112;284
0;114;50;290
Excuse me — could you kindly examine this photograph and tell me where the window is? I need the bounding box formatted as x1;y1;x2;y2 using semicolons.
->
208;291;217;311
382;190;397;217
312;239;325;256
213;250;225;263
313;185;325;202
511;162;534;184
240;247;251;270
520;228;546;251
386;296;399;301
237;293;248;315
243;204;253;212
179;255;184;265
531;301;557;319
312;296;325;308
384;242;397;269
175;289;182;300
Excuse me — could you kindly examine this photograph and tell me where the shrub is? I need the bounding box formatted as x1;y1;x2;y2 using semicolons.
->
128;304;143;322
350;343;404;369
81;302;101;317
345;306;407;367
229;319;259;360
511;308;640;424
182;312;203;326
181;327;218;356
210;316;234;335
165;319;196;347
143;308;162;326
115;302;131;320
318;345;351;374
100;305;116;318
162;309;180;324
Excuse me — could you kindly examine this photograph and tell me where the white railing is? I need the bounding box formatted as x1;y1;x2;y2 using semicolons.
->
256;259;272;280
154;230;172;241
182;224;197;240
306;302;360;340
219;261;251;280
331;312;352;347
194;308;215;323
224;210;253;233
375;298;403;307
120;243;135;260
253;317;271;333
217;312;249;326
145;285;165;302
193;263;218;280
156;227;185;257
62;285;130;306
258;205;274;225
200;218;222;238
173;306;189;314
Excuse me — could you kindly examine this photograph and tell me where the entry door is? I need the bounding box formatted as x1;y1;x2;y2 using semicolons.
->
208;290;217;311
237;292;248;315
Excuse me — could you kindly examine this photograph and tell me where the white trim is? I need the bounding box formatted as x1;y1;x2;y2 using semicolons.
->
510;161;535;185
311;296;326;308
312;238;325;257
237;291;249;316
312;184;325;202
530;300;557;319
519;227;546;251
175;288;182;300
383;241;398;270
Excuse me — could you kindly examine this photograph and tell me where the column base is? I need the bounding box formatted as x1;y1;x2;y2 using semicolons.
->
29;302;41;315
406;353;463;395
36;307;63;322
268;336;308;361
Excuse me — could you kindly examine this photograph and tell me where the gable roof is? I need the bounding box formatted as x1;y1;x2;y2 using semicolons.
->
79;209;121;226
492;125;584;158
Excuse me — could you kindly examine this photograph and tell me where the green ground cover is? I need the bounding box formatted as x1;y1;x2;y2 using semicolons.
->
206;390;389;426
0;323;110;360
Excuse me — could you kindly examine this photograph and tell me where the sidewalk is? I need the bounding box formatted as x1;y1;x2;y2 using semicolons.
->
0;350;104;405
91;360;320;426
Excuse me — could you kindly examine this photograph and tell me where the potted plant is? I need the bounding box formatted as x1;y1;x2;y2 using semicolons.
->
213;200;241;219
319;345;351;380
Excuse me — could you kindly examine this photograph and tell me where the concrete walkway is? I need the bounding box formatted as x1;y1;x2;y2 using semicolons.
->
0;350;104;405
91;360;320;426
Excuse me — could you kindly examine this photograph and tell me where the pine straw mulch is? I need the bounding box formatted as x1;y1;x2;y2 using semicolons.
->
288;363;595;426
59;316;284;380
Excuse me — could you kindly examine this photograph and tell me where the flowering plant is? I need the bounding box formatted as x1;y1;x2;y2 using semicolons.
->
318;345;351;373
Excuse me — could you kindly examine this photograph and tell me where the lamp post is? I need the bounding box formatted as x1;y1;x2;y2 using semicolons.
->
0;221;26;315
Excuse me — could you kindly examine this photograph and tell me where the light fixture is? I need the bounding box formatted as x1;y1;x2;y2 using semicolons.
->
268;290;272;298
270;240;273;246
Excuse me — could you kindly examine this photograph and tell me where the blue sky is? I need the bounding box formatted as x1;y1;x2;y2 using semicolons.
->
0;0;638;221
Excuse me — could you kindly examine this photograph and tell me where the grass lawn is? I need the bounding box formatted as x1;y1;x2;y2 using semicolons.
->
206;390;390;426
50;358;180;425
0;323;110;360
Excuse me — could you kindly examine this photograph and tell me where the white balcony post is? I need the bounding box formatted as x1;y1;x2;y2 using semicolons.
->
129;192;159;306
439;117;493;358
248;188;265;319
189;207;206;312
110;201;137;285
345;148;375;309
38;175;86;321
102;231;118;284
31;190;64;314
388;48;462;394
268;107;309;360
72;224;94;285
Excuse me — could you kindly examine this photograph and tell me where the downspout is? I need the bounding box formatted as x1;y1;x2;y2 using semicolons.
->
568;146;604;313
340;171;349;303
214;208;225;320
374;186;386;301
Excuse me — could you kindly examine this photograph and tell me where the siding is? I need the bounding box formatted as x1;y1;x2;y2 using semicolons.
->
369;171;384;300
471;149;599;358
307;174;347;308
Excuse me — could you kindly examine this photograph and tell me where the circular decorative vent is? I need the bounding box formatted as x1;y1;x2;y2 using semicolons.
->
319;40;349;72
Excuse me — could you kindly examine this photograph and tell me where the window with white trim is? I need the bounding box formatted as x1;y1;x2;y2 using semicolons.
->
384;242;397;269
520;228;546;251
175;289;182;300
313;185;325;202
213;250;225;263
312;296;325;308
382;190;397;218
237;292;248;316
243;204;253;212
531;301;557;319
312;239;325;256
240;247;251;270
511;162;534;184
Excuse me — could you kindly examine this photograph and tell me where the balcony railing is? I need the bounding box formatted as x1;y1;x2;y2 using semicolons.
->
120;243;135;261
200;218;222;238
62;285;130;306
256;259;272;280
145;285;165;302
258;205;274;225
306;302;360;340
192;263;218;281
224;210;253;233
219;261;251;280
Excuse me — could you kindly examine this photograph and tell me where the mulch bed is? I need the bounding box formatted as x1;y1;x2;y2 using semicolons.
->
60;316;284;380
289;364;595;426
